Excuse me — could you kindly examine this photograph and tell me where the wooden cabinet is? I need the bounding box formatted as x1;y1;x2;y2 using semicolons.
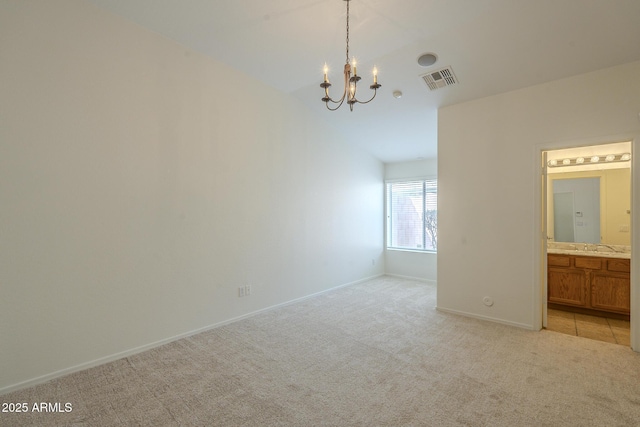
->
591;273;631;313
547;254;630;316
548;269;587;306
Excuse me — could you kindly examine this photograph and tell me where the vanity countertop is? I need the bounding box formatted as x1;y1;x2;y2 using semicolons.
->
547;248;631;259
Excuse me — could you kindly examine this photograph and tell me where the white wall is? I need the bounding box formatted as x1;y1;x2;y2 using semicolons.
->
437;61;640;342
384;159;437;282
0;0;384;393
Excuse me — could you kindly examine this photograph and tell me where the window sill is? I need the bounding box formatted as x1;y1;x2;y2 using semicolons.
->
386;248;437;254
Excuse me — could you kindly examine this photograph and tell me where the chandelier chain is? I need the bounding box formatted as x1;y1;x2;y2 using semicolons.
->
345;0;350;64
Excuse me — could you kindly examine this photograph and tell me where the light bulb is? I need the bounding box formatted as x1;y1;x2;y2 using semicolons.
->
621;153;631;161
548;159;558;166
576;157;584;164
563;159;571;165
591;156;600;163
605;154;615;162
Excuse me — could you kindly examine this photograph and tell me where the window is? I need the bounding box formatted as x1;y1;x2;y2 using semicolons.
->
386;179;437;251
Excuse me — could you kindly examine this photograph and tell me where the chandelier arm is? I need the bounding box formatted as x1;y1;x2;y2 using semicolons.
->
323;89;347;109
325;97;347;111
352;87;379;105
323;88;345;105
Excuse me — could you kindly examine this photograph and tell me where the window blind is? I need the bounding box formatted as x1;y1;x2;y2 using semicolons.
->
386;179;437;251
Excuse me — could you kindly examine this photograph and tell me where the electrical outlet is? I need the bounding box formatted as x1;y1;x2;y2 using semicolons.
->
245;285;251;296
238;286;245;297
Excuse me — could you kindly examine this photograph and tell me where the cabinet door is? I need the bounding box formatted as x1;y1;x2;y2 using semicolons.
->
548;268;587;307
591;272;631;314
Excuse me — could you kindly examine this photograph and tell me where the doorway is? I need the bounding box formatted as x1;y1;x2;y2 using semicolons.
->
542;141;632;346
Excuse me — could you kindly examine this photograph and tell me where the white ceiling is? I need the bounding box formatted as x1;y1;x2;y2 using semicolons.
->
86;0;640;163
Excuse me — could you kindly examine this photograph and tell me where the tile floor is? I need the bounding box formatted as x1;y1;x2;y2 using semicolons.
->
546;308;630;346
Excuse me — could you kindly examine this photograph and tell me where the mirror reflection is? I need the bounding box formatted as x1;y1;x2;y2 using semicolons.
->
552;177;600;243
546;142;631;246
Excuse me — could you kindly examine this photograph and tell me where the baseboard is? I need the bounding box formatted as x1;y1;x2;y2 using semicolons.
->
0;273;384;396
435;306;535;330
261;274;385;310
385;273;437;286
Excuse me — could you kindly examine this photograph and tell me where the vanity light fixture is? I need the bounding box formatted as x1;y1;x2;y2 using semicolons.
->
547;153;631;167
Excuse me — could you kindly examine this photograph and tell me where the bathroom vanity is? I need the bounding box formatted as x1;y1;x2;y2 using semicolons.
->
547;247;630;318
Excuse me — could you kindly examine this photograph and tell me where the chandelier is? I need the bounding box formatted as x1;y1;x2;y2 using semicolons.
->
320;0;381;111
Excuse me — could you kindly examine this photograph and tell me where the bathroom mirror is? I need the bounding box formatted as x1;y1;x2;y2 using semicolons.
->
548;168;631;245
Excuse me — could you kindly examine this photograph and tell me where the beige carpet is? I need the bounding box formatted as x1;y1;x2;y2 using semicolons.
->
2;276;640;426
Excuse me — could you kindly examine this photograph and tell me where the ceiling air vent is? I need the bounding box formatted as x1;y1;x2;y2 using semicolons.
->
421;66;458;91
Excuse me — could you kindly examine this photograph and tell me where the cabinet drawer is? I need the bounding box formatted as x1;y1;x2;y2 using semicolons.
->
575;257;601;270
548;255;570;267
607;259;630;273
